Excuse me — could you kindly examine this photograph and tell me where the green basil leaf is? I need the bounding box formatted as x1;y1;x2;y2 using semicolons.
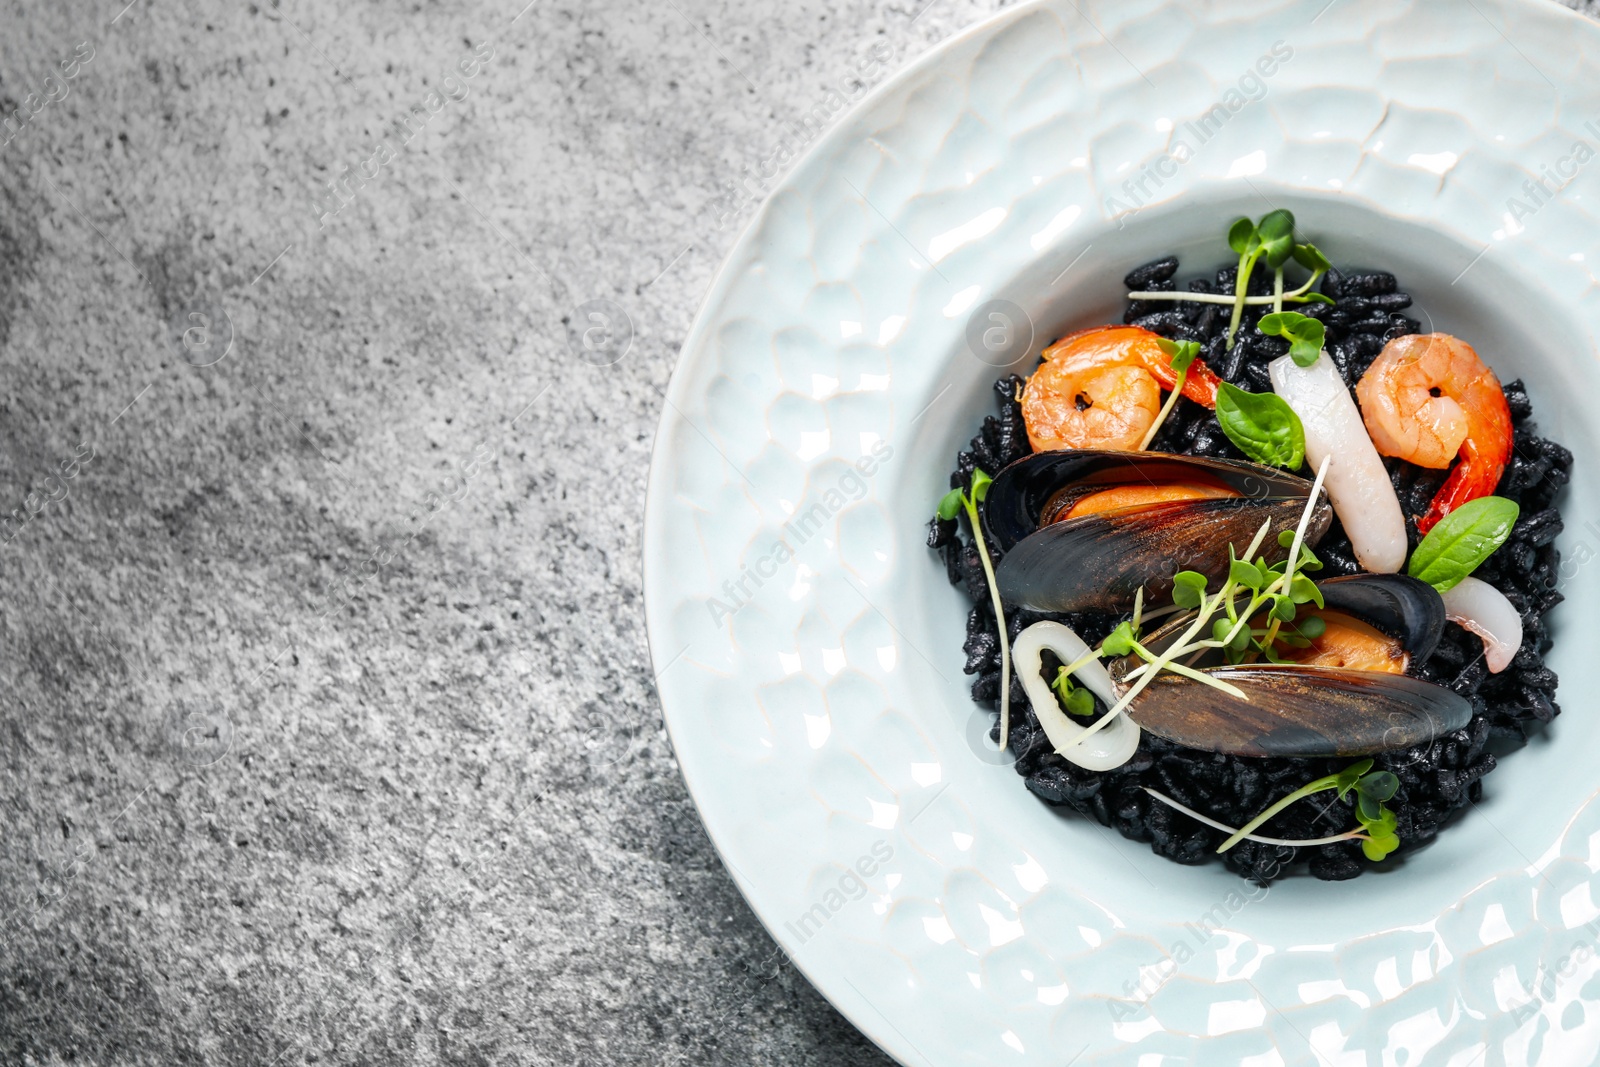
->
1215;382;1307;470
1227;217;1255;254
1407;496;1521;591
936;488;964;521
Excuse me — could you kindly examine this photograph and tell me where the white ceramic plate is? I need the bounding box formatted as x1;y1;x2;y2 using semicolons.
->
644;1;1600;1062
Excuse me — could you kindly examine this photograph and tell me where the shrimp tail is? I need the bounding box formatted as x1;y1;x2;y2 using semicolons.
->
1417;385;1513;534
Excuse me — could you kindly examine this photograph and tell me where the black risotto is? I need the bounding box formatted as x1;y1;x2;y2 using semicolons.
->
927;256;1572;883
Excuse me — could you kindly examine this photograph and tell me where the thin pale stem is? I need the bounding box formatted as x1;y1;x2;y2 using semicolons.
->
1273;269;1285;314
1137;366;1189;451
1218;774;1340;852
1225;250;1258;349
967;499;1012;751
1127;272;1324;307
1144;788;1365;847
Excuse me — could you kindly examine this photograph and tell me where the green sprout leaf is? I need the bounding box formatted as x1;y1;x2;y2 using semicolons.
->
1275;529;1323;570
1288;573;1324;608
1298;292;1336;306
1171;570;1209;609
969;468;993;504
1292;613;1327;641
1227;217;1256;254
1407;495;1521;591
1051;667;1096;717
1229;557;1265;589
1257;311;1326;367
1356;770;1400;803
1334;759;1374;799
1101;620;1138;657
1156;336;1201;373
1271;594;1297;621
936;488;964;522
1292;242;1331;273
1215;382;1307;471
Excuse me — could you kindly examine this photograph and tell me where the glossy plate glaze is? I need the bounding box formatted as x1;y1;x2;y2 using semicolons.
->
643;1;1600;1063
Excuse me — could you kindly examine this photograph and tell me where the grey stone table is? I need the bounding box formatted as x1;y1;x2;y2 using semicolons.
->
0;1;1591;1064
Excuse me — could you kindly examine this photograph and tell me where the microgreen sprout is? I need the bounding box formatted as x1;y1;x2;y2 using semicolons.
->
1205;757;1402;861
1136;338;1200;451
1257;311;1326;368
1050;666;1096;717
937;469;1013;749
1124;212;1331;348
1054;456;1331;759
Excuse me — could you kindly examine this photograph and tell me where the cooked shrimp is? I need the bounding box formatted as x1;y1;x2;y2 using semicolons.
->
1022;326;1222;452
1355;333;1513;533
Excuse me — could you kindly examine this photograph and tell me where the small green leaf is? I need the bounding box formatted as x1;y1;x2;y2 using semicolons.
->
1292;242;1331;273
1407;496;1521;591
1357;790;1381;822
1357;770;1399;803
1257;311;1326;368
970;468;993;504
1229;558;1265;589
1227;217;1255;254
1289;573;1324;608
1257;209;1295;241
1297;291;1336;306
1294;614;1327;640
1272;594;1297;621
1171;571;1208;609
1156;337;1201;374
1335;759;1374;798
937;488;964;522
1278;529;1297;549
1052;667;1096;716
1101;620;1138;657
1215;382;1307;470
1362;831;1399;862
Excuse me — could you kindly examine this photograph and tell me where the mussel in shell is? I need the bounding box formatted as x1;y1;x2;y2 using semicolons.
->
1112;574;1470;758
984;450;1332;613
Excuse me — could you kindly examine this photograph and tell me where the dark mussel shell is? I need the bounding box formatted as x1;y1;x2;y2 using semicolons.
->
985;450;1332;613
1317;573;1447;664
1108;576;1469;758
1115;665;1473;758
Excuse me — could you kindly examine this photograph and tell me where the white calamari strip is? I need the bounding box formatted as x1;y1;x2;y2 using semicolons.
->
1441;575;1523;673
1012;621;1140;772
1269;352;1407;573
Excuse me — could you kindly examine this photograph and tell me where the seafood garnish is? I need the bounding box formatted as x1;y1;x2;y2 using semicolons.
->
1440;575;1524;674
1021;326;1221;451
986;450;1329;614
1012;621;1140;771
1269;349;1407;573
929;214;1568;882
1356;333;1513;533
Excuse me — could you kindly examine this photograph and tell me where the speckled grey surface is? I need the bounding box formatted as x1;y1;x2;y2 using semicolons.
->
0;1;1593;1064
